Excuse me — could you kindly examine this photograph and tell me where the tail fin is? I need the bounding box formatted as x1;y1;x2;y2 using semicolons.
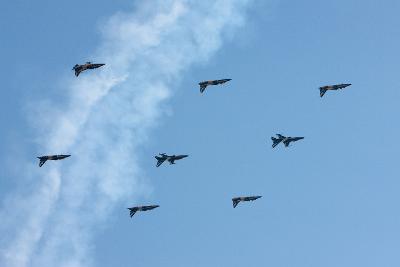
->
38;157;47;167
319;88;327;97
232;199;240;208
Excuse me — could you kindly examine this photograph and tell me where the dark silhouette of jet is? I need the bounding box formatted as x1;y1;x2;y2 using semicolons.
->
155;153;188;167
271;134;304;148
127;205;159;217
319;83;351;97
198;79;231;93
72;62;105;77
37;154;71;167
232;196;262;208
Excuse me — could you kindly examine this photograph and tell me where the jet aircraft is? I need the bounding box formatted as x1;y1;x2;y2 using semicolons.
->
271;134;304;148
155;153;188;167
198;79;231;93
232;196;262;208
72;62;105;77
37;154;71;167
319;83;351;97
127;205;159;218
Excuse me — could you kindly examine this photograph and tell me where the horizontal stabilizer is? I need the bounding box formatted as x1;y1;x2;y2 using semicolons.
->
38;158;47;167
128;208;137;217
155;156;166;167
200;84;207;93
271;137;282;148
319;88;327;97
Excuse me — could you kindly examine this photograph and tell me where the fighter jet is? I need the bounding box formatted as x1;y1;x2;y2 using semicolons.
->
232;196;262;208
319;83;351;97
37;154;71;167
155;153;188;167
271;134;304;148
127;205;159;218
198;79;231;93
72;62;105;77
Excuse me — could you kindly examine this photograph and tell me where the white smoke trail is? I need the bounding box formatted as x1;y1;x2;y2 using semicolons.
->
0;1;252;266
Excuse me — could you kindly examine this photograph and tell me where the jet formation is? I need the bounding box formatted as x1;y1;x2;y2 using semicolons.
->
271;134;304;148
72;62;105;77
232;196;262;208
128;205;159;218
155;153;188;167
198;79;231;93
319;83;351;97
37;154;70;167
37;57;354;220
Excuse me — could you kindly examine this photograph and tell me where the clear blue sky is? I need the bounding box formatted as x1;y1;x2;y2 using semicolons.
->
1;1;400;267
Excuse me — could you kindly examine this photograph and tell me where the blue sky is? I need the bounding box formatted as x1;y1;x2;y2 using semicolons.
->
1;1;400;267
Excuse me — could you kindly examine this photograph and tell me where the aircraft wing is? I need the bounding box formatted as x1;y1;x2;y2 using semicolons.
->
168;158;175;165
283;140;290;147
